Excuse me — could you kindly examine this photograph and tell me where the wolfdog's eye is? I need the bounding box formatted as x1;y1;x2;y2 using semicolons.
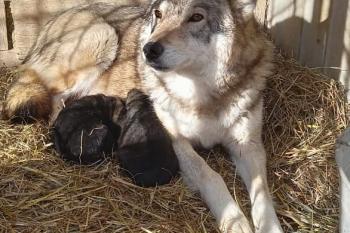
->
154;10;162;19
189;13;204;22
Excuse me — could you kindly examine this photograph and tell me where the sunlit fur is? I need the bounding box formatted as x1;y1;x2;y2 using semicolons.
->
3;0;283;232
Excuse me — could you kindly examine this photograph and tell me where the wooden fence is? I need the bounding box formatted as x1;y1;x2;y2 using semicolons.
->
1;0;350;98
257;0;350;99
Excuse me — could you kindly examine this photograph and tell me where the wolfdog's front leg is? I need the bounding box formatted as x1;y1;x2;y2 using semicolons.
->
226;104;283;233
172;138;253;233
226;140;283;233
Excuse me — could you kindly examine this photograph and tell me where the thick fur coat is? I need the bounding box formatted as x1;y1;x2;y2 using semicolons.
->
3;0;283;232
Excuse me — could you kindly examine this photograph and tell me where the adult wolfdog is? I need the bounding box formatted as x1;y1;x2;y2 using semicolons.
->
3;0;283;232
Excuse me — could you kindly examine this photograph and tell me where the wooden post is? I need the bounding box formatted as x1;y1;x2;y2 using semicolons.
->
255;0;269;27
0;0;8;51
298;0;331;67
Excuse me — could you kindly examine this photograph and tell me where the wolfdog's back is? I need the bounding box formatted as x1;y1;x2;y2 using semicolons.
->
4;1;147;121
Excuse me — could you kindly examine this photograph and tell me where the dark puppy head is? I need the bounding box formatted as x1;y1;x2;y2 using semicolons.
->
117;89;179;187
53;94;125;164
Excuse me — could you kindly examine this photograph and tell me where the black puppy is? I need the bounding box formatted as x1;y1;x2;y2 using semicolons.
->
53;94;124;164
53;90;179;187
116;89;179;187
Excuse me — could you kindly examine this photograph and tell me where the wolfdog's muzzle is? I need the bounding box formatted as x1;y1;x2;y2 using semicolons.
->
143;42;168;70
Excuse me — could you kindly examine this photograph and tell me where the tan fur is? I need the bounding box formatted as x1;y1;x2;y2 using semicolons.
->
91;16;144;98
4;69;51;121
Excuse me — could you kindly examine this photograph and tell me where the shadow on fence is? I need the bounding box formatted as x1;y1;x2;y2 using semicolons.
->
268;0;350;98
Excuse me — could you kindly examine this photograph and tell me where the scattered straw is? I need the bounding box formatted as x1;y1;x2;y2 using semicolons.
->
0;53;348;232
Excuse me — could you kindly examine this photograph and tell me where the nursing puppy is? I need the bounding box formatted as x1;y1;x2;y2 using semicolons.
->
4;0;283;232
117;89;179;187
53;94;124;164
53;91;178;187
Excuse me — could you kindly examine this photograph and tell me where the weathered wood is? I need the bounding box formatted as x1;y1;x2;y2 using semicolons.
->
267;0;305;58
255;0;268;27
1;0;350;97
0;50;19;67
342;4;350;100
265;0;349;99
0;0;8;51
11;0;123;62
298;0;330;67
12;0;86;61
336;128;350;233
324;0;350;99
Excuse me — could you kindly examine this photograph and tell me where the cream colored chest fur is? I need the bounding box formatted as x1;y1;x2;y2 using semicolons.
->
155;103;225;148
146;72;262;149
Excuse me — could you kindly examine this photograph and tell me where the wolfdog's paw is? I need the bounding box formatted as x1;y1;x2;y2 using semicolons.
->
254;222;284;233
220;217;253;233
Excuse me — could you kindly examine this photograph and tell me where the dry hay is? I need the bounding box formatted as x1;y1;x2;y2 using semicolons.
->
0;53;348;233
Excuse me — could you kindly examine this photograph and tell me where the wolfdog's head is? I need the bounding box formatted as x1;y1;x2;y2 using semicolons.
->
139;0;257;74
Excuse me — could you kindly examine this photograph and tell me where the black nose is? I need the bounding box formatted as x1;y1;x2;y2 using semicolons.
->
143;42;164;61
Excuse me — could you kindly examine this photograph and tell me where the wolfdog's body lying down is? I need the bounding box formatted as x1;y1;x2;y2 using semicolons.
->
3;0;283;232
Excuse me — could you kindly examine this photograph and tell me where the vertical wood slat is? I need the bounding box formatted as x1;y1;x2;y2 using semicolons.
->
324;0;350;96
342;3;350;98
268;0;305;58
0;0;8;50
298;0;330;67
255;0;268;26
264;0;349;97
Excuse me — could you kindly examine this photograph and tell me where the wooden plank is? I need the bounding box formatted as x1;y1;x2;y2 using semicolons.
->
0;0;8;51
324;0;350;98
298;0;331;67
255;0;269;27
268;0;305;58
0;50;19;67
340;4;350;100
336;128;350;233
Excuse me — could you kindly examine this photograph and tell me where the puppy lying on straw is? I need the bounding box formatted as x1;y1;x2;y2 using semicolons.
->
53;94;122;164
53;90;179;187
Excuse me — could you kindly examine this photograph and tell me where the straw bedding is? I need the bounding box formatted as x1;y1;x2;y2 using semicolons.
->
0;53;348;233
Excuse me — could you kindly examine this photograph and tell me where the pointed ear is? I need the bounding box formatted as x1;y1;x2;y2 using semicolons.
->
233;0;256;20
